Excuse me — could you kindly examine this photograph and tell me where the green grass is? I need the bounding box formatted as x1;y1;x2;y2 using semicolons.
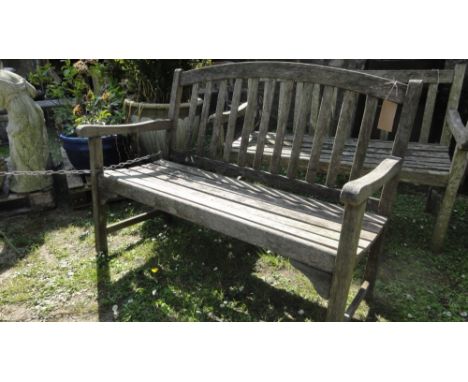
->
0;187;467;321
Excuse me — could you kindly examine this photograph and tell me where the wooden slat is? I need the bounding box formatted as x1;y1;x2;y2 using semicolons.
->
166;69;183;154
223;78;243;161
253;79;276;170
325;90;359;187
186;82;200;149
107;210;160;234
440;64;466;145
237;78;259;167
349;96;379;180
305;86;335;183
196;81;213;155
309;84;321;135
209;80;228;158
364;69;453;84
270;81;294;174
419;83;438;143
287;82;314;179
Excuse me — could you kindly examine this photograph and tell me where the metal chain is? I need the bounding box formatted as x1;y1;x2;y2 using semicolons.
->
0;153;160;177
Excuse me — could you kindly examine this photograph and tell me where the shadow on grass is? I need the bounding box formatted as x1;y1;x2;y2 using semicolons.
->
96;215;327;322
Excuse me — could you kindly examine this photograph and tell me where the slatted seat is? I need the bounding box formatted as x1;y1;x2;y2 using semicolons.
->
232;132;452;187
103;159;387;274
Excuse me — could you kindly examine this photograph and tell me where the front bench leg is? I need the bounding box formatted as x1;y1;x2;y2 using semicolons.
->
89;137;108;256
326;201;367;321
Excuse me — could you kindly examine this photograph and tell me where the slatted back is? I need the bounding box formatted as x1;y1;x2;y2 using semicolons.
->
309;65;465;145
165;62;422;209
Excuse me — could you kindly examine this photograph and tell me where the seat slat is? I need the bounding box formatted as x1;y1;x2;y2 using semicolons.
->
238;78;259;167
305;86;335;183
270;80;294;174
223;78;243;161
349;96;379;180
253;79;276;170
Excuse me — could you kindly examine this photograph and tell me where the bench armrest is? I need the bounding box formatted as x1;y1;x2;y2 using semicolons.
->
340;157;403;206
208;102;248;123
76;118;173;138
447;109;468;150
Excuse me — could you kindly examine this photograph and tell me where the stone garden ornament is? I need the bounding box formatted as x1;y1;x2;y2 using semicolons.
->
0;69;52;193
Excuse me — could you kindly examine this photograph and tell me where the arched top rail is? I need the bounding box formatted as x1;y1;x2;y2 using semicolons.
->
180;61;408;104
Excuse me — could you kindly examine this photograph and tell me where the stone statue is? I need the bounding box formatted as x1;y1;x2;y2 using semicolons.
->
0;70;52;193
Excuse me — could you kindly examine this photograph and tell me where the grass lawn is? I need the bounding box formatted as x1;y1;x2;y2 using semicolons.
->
0;185;467;322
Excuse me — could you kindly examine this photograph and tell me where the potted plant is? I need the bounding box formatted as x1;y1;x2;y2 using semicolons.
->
116;60;208;154
31;60;126;170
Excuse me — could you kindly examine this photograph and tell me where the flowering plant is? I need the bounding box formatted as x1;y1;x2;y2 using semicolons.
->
29;60;125;136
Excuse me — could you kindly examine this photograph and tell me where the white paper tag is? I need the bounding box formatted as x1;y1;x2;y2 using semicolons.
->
377;100;397;133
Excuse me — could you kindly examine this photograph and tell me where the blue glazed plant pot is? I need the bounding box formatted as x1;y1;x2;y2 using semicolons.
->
59;134;123;170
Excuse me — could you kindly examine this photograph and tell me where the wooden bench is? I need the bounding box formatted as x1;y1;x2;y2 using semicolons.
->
230;64;467;252
77;62;422;321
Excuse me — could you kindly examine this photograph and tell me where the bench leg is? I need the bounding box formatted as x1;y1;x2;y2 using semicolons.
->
432;148;468;252
326;202;366;321
363;233;385;303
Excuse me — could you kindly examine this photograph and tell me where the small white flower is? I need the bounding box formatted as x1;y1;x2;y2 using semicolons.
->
298;309;304;315
227;243;232;249
67;271;74;277
443;311;452;317
112;305;119;318
407;313;413;318
213;267;218;271
152;289;157;296
163;224;167;229
238;286;244;292
127;298;133;304
460;311;467;318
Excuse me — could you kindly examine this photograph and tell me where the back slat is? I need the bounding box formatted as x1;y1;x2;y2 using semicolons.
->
305;86;335;183
440;64;466;145
186;82;200;150
419;83;438;143
223;78;243;161
309;84;321;134
209;80;228;158
325;90;359;187
253;79;276;170
196;81;213;155
238;78;259;167
349;96;379;180
287;82;314;179
270;80;294;174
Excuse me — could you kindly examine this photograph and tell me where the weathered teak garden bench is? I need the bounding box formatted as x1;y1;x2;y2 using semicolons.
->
231;64;467;251
77;62;422;321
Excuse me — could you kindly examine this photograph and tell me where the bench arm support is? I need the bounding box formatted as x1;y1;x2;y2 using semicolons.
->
76;118;174;138
208;102;248;123
447;109;468;150
340;157;403;206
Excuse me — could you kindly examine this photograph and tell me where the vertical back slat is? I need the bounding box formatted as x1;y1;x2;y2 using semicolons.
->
196;81;213;155
270;80;294;174
349;96;379;180
287;82;314;179
440;64;466;145
309;84;321;135
185;82;200;150
253;79;276;170
237;78;259;167
209;80;228;158
419;83;438;143
325;90;359;187
305;86;335;183
223;78;243;161
166;69;183;156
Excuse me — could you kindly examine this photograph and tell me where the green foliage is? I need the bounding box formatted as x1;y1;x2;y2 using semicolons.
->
113;59;211;103
29;60;126;135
